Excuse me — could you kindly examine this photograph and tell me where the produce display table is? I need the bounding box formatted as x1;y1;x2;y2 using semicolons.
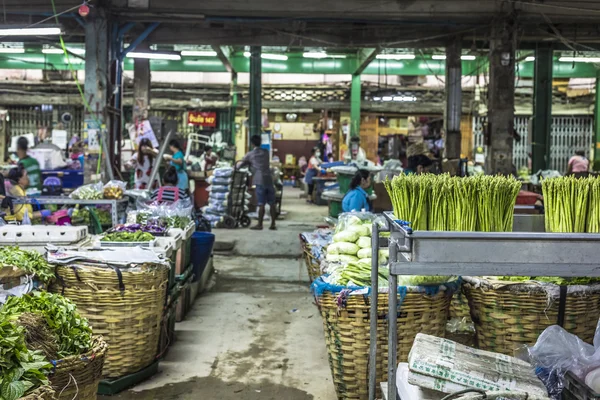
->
12;197;128;227
372;212;600;400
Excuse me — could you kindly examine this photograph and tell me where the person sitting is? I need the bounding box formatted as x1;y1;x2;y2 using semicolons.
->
4;164;51;222
342;170;372;212
151;167;190;203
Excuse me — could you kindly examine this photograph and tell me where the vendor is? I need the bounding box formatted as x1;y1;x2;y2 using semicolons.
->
204;145;219;171
163;139;189;191
567;150;590;176
342;136;367;164
305;147;321;204
16;137;41;191
4;164;50;222
126;138;159;190
342;170;371;212
151;167;190;203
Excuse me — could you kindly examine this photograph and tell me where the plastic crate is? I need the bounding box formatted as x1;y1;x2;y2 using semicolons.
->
40;170;84;189
563;371;600;400
0;225;87;244
98;238;156;248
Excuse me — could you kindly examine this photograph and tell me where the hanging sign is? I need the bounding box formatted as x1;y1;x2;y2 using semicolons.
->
188;111;217;127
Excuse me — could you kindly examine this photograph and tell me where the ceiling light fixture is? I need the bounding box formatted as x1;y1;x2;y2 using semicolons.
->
431;55;446;60
261;53;288;61
376;54;415;60
42;48;85;55
559;56;600;63
461;55;476;60
303;52;347;59
0;27;62;36
525;56;535;62
126;51;181;61
0;48;24;54
181;50;217;57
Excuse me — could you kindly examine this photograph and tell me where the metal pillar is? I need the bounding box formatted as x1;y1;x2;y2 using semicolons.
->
133;46;151;124
249;46;262;139
594;69;600;171
532;45;553;172
486;18;517;175
230;71;238;145
84;8;109;178
351;74;361;137
445;37;462;159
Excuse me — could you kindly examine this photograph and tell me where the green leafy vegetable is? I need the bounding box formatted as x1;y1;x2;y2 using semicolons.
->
101;231;154;242
0;247;54;283
0;292;93;358
490;276;600;285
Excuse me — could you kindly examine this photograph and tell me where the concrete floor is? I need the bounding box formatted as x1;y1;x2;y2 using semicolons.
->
108;188;337;400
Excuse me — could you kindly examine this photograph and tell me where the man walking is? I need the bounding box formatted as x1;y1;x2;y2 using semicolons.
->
239;135;277;230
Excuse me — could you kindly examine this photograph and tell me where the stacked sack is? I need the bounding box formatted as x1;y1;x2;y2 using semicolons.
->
202;167;250;228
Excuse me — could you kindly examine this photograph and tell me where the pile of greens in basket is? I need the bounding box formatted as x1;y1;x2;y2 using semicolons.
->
0;318;51;400
489;276;600;285
136;212;191;230
0;247;54;283
0;292;93;359
543;176;600;233
101;231;154;242
384;174;521;232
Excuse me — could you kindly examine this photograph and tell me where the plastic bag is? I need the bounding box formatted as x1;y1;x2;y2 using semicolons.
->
70;181;103;200
103;180;127;199
335;211;378;234
213;167;234;178
526;322;600;398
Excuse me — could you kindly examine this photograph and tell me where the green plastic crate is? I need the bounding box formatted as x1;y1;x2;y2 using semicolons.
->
329;199;343;218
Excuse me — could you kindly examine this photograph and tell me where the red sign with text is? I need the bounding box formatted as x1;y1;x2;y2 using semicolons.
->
188;111;217;127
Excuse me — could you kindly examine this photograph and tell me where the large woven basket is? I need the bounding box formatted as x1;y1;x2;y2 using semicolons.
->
49;336;107;400
299;234;321;282
20;385;56;400
313;279;454;400
51;263;169;378
463;277;600;356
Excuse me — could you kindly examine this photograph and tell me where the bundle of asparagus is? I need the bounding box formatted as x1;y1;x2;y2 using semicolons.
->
385;174;521;232
543;176;598;233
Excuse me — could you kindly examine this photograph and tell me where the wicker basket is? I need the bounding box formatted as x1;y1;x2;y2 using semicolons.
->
463;277;600;356
20;386;56;400
314;280;453;400
299;234;321;282
49;336;107;400
51;263;169;378
449;289;472;321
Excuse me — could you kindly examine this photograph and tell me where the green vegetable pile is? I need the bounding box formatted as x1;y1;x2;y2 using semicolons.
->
0;318;51;400
0;247;54;283
331;261;389;287
101;231;154;242
70;184;102;200
543;176;600;233
71;206;112;227
490;276;600;285
384;174;521;232
136;213;191;230
0;292;93;358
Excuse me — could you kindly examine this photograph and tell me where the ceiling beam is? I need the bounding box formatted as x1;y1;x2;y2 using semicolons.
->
353;48;378;75
212;45;236;74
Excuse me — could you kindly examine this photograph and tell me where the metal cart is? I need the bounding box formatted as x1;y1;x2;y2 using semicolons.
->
222;165;251;229
369;212;600;400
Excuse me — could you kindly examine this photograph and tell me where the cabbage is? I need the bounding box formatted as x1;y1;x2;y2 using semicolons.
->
396;275;454;286
357;247;372;259
346;224;370;237
327;244;339;255
358;258;372;265
379;248;389;259
326;253;341;262
337;254;359;263
346;215;362;226
328;242;359;255
333;230;359;243
356;236;371;248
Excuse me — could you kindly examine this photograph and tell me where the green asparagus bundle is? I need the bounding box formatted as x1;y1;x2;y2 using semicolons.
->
385;174;430;230
543;176;595;233
475;175;521;232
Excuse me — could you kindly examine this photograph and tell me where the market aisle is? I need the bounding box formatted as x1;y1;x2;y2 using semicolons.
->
106;188;336;400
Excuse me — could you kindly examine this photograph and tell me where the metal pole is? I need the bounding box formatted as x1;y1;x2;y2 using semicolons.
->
148;129;175;188
368;221;380;400
445;36;462;160
231;71;238;145
350;74;361;137
388;241;398;400
532;44;553;172
249;46;262;138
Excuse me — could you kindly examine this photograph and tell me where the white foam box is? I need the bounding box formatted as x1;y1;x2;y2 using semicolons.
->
0;225;88;245
408;333;548;396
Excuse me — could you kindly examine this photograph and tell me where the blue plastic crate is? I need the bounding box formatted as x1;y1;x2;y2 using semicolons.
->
41;170;84;189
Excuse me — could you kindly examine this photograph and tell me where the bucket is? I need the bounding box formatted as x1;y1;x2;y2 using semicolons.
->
191;232;215;282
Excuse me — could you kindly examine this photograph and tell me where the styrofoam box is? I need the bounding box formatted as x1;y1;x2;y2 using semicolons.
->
0;225;88;244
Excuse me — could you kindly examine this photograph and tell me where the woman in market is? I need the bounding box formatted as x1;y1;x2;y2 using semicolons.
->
567;150;590;176
163;139;189;191
342;169;371;212
305;147;321;204
126;138;159;190
4;164;51;222
151;167;190;203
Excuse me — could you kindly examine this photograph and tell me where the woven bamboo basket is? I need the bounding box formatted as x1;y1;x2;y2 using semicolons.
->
463;277;600;356
51;263;168;378
48;336;107;400
299;234;321;282
313;280;454;400
20;386;56;400
449;289;472;321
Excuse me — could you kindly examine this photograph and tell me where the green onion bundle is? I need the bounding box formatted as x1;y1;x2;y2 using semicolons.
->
385;174;521;232
543;176;598;233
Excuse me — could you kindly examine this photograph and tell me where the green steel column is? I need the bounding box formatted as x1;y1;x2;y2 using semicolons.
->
532;44;553;172
249;46;262;139
594;69;600;171
350;74;361;137
230;71;238;145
